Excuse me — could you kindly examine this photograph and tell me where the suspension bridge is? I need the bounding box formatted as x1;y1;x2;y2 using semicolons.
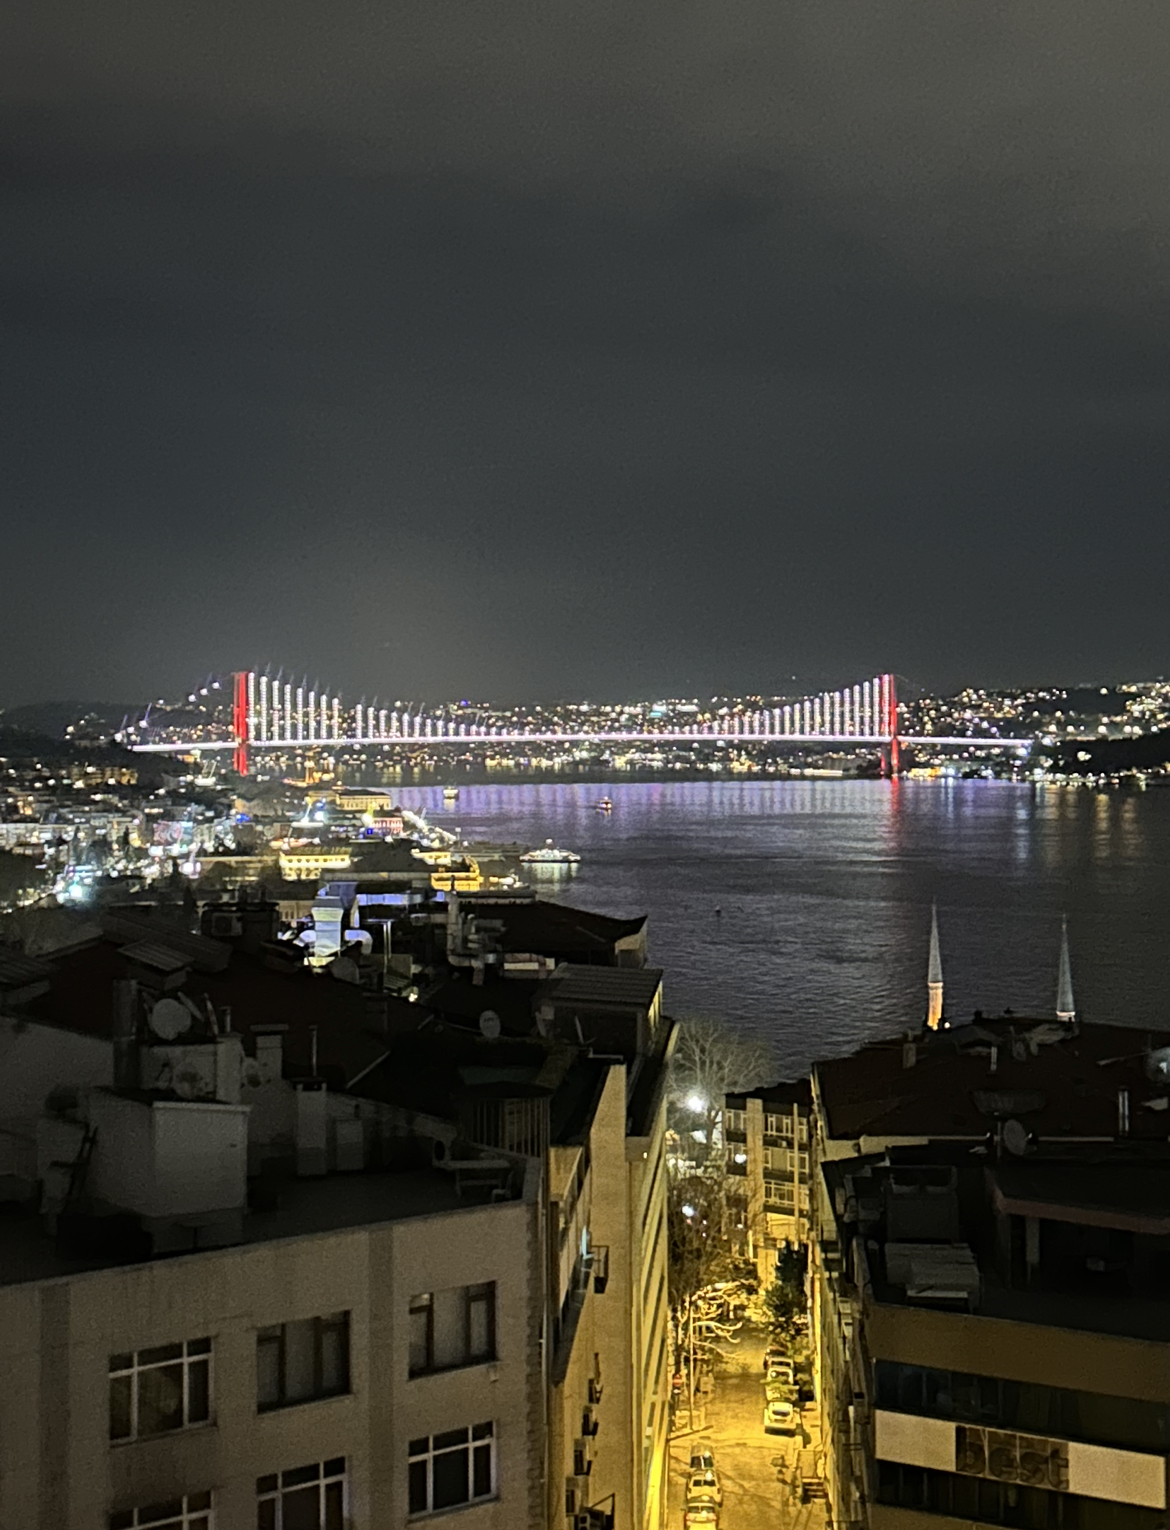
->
124;671;1033;775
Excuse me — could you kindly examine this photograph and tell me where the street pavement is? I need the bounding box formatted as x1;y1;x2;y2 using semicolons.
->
667;1324;830;1530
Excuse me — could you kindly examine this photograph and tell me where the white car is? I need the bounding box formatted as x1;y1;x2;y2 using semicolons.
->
763;1398;798;1434
766;1359;796;1386
687;1471;722;1508
683;1502;719;1528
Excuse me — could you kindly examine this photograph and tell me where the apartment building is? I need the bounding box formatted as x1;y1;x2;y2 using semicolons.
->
723;1081;812;1277
810;1013;1170;1530
0;907;674;1530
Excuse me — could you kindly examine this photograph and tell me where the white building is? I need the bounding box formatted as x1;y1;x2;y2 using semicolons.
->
0;925;674;1530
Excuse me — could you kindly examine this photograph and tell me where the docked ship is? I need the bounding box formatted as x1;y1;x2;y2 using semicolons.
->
519;840;581;866
595;796;613;813
443;785;460;801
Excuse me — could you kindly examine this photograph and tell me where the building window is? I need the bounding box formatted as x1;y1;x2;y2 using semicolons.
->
764;1178;795;1209
408;1423;495;1516
256;1458;345;1530
109;1339;212;1443
725;1109;747;1134
409;1283;495;1376
109;1495;213;1530
257;1313;350;1411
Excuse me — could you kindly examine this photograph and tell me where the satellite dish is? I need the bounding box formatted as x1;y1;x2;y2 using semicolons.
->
172;1067;204;1100
148;998;189;1042
1146;1046;1170;1084
329;956;360;985
1002;1119;1029;1157
479;1010;501;1040
241;1059;264;1090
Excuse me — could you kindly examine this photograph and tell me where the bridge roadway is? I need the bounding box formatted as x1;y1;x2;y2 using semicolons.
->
130;732;1034;752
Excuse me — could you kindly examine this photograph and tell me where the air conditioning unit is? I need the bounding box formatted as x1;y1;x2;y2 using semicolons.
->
565;1478;581;1517
581;1405;599;1437
572;1438;593;1477
211;912;242;938
591;1245;610;1295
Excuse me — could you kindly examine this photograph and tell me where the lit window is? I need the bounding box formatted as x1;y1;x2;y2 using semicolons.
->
408;1424;495;1517
109;1339;212;1443
409;1283;496;1376
256;1458;345;1530
109;1494;213;1530
256;1313;350;1411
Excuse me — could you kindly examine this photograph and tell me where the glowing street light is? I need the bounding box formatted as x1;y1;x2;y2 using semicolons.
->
685;1093;707;1114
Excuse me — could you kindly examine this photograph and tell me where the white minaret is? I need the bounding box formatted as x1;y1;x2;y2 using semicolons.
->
1056;915;1076;1023
927;901;944;1029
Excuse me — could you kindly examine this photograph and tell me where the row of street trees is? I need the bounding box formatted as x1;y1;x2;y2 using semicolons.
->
666;1014;775;1421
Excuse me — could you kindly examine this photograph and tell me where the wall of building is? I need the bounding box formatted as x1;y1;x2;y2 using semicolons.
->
629;1094;670;1530
0;1017;111;1127
0;1195;538;1530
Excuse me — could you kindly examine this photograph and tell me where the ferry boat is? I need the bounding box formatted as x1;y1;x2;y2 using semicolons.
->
443;785;460;802
595;797;613;813
519;840;581;866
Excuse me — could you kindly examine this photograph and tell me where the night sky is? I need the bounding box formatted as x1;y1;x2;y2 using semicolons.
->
4;3;1169;707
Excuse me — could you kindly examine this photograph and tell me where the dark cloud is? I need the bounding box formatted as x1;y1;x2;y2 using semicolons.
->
3;2;1169;705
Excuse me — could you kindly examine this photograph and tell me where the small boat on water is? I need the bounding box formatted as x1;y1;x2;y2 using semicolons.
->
520;839;581;866
443;786;460;801
595;797;613;813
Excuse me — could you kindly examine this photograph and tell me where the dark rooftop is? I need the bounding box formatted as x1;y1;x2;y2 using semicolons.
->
728;1079;812;1110
823;1140;1170;1344
815;1018;1170;1145
539;964;664;1011
0;1165;494;1289
467;899;646;962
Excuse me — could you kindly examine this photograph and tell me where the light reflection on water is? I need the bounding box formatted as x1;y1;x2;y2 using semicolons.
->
407;780;1170;1074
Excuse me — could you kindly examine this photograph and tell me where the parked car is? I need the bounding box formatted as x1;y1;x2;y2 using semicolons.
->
763;1398;798;1434
687;1470;722;1507
689;1451;716;1475
683;1501;719;1527
766;1360;796;1386
763;1346;791;1371
764;1377;797;1404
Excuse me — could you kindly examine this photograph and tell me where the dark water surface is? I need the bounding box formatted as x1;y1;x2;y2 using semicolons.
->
403;780;1170;1075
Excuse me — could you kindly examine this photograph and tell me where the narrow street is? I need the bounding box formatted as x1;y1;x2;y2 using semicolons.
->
667;1324;831;1530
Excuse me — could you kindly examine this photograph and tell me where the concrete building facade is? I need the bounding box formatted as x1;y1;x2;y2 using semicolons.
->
809;1015;1170;1530
724;1082;812;1277
0;914;675;1530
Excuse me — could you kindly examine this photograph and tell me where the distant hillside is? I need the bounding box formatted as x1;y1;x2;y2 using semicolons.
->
0;701;140;740
1046;729;1170;775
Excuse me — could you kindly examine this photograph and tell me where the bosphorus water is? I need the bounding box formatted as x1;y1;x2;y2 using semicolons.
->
403;778;1170;1075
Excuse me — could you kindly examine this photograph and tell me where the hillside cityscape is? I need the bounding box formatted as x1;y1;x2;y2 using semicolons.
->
1;664;1168;1530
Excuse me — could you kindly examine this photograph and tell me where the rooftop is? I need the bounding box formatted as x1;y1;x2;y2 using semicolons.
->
823;1141;1170;1343
539;964;664;1012
0;1163;496;1289
815;1017;1170;1145
463;898;646;961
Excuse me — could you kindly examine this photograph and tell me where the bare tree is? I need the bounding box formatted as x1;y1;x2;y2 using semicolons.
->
669;1013;773;1165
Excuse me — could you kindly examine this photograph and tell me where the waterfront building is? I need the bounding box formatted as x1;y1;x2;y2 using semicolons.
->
0;905;674;1529
277;844;354;881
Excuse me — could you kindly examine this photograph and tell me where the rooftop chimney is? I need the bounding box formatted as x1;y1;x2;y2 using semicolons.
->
112;980;139;1089
1056;915;1076;1024
926;901;944;1030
